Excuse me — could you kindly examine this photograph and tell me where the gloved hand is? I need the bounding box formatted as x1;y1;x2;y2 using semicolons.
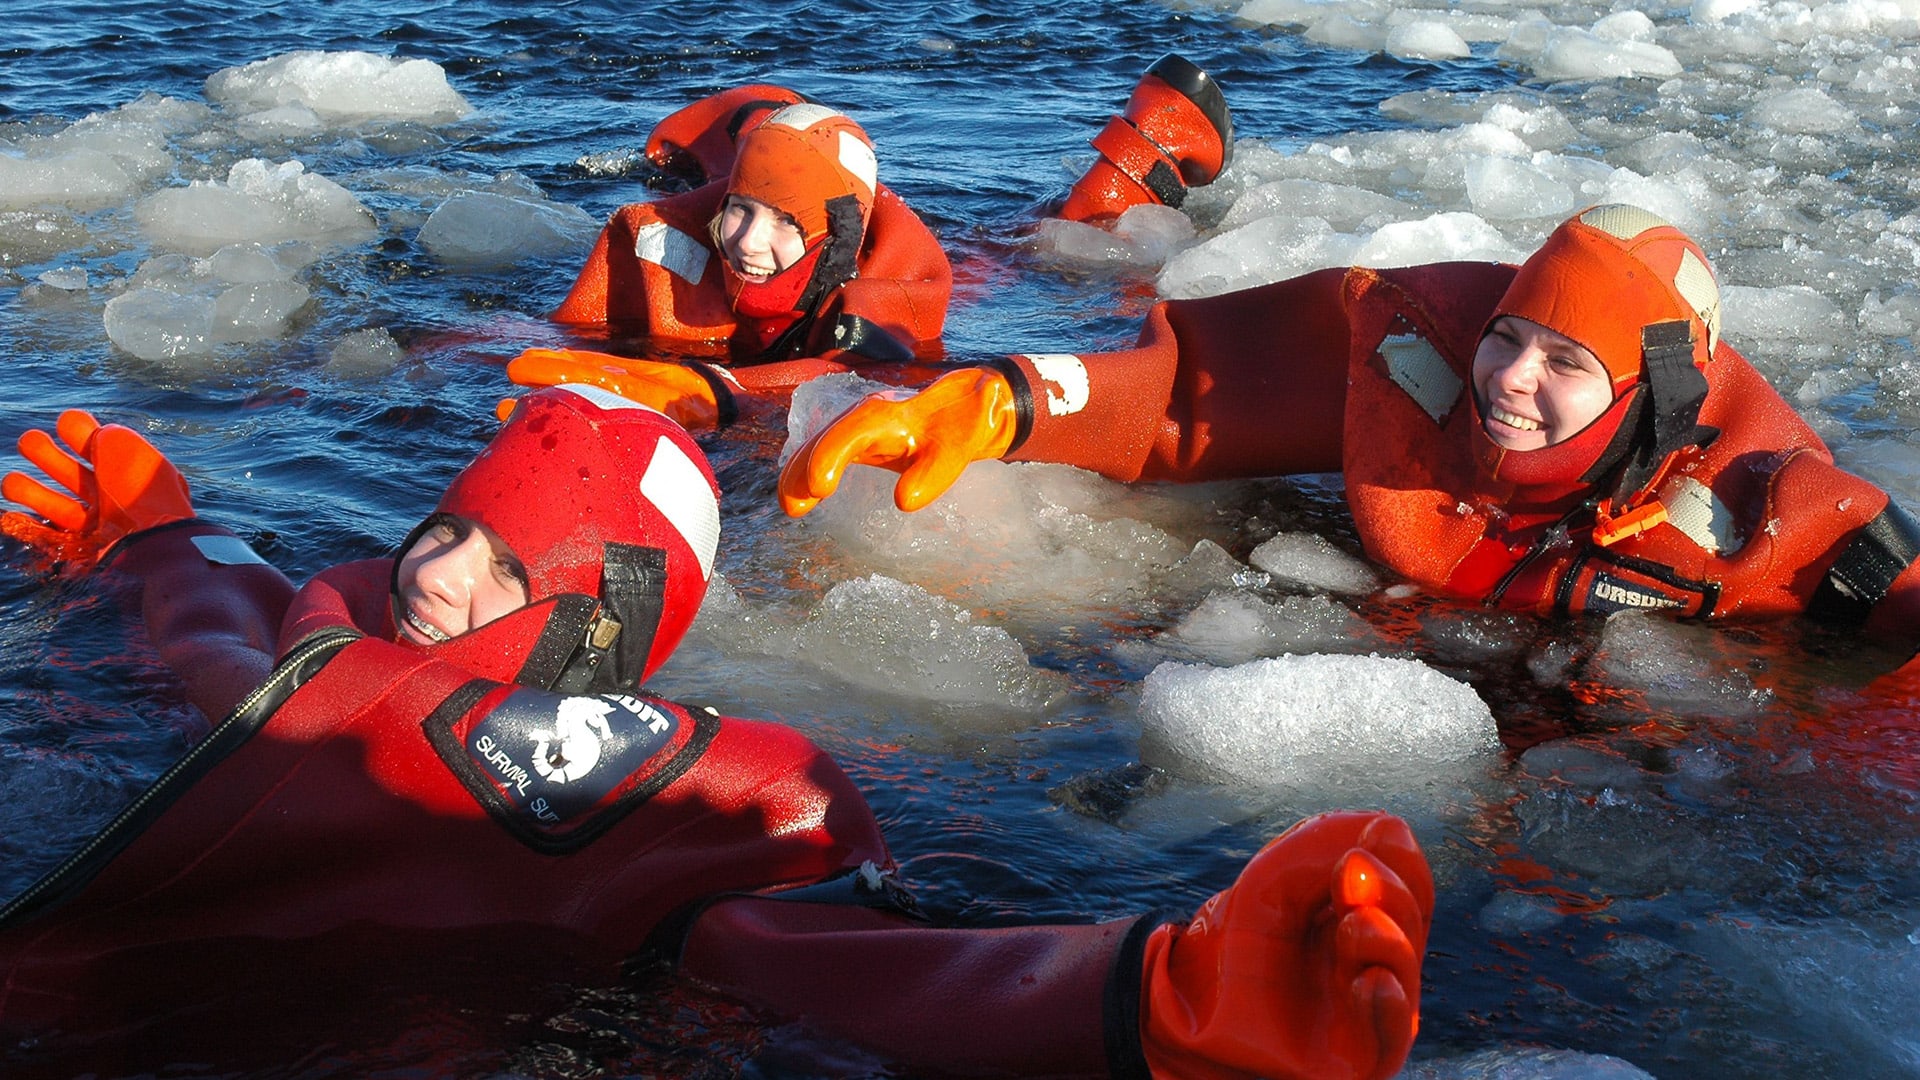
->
1140;810;1433;1080
778;367;1019;517
2;409;196;566
501;348;726;429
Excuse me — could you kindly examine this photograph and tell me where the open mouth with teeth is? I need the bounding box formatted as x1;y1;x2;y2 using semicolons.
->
400;604;452;644
1487;405;1542;432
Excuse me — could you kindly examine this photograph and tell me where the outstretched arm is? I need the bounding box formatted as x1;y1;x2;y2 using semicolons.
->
3;410;294;722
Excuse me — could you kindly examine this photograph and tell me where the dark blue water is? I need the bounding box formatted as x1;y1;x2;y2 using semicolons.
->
8;2;1920;1078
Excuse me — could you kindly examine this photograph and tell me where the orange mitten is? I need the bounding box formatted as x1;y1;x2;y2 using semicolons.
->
777;367;1018;517
1139;811;1433;1080
2;409;195;566
503;348;727;429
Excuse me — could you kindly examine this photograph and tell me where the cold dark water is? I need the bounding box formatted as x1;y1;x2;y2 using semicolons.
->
6;0;1920;1077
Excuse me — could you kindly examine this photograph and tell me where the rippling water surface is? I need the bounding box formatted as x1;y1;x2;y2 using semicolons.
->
6;0;1920;1077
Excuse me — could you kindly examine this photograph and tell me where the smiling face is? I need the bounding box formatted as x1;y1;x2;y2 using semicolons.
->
1472;316;1619;452
715;194;810;282
392;513;530;646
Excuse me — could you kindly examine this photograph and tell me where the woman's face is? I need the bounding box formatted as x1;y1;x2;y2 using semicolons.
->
715;194;809;281
392;513;530;645
1472;316;1618;452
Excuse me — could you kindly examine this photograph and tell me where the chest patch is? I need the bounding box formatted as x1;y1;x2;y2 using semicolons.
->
1660;476;1742;555
425;682;708;852
1377;332;1462;424
633;221;711;284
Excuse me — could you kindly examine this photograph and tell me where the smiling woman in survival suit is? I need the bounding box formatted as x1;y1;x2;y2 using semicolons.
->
778;204;1920;641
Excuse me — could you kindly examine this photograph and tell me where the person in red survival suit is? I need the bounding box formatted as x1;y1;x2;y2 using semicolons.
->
777;204;1920;641
518;56;1236;431
0;386;1431;1079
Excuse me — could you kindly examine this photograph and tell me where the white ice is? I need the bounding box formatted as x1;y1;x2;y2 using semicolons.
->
103;241;317;362
417;191;601;267
136;158;375;256
1137;653;1499;787
203;50;472;124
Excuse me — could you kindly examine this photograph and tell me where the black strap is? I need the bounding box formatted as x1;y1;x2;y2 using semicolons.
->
0;626;359;927
830;313;915;363
1103;910;1184;1080
1612;320;1714;500
594;542;667;693
1141;159;1187;208
683;362;739;427
976;355;1036;456
1810;501;1920;624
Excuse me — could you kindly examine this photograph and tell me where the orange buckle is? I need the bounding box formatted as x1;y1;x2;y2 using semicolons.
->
1592;499;1669;548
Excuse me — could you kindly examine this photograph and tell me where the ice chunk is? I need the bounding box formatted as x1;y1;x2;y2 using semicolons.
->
1248;531;1380;595
0;208;95;264
1748;87;1857;134
1404;1046;1657;1078
35;267;88;291
1589;612;1769;717
417;191;600;267
1385;21;1471;61
103;289;215;361
0;148;137;211
323;328;406;379
1465;157;1578;221
1138;653;1497;786
1128;589;1378;667
1526;28;1682;81
136;158;375;255
102;242;312;360
1723;283;1844;341
784;374;1207;619
789;575;1062;710
204;50;471;124
1356;211;1519;267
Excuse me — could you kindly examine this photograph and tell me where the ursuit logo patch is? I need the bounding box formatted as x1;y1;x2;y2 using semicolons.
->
463;689;678;827
1586;571;1682;613
1021;353;1089;417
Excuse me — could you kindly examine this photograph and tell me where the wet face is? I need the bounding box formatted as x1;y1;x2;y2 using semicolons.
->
716;194;810;282
1472;316;1618;452
393;513;531;646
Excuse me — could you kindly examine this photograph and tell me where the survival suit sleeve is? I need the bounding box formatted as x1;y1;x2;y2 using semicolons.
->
803;187;953;364
551;214;622;325
101;521;296;725
999;265;1354;483
679;892;1142;1077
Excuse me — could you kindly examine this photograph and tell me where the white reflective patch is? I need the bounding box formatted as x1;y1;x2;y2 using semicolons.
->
1378;333;1462;423
191;533;267;566
837;129;878;195
1661;476;1742;555
1673;249;1721;354
640;435;720;580
1580;204;1668;240
765;102;841;131
632;221;709;284
1022;353;1090;417
555;382;664;416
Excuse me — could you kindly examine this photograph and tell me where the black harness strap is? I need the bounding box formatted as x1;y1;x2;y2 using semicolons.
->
1809;501;1920;625
1612;320;1714;501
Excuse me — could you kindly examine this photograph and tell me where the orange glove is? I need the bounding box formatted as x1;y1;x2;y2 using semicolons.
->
501;348;728;428
2;409;195;566
1140;811;1433;1080
778;367;1019;517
